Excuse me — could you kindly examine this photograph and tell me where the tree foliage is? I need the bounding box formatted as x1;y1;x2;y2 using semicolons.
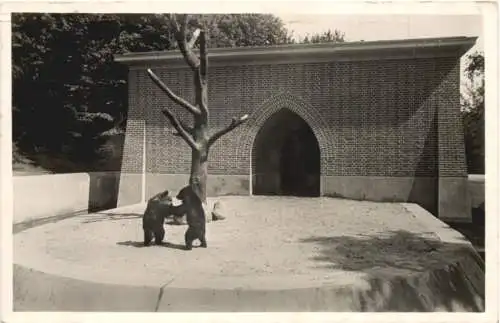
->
12;13;174;171
461;51;485;174
12;13;295;172
190;14;294;47
302;29;345;43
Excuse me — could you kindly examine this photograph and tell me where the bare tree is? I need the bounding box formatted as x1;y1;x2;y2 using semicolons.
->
147;14;248;203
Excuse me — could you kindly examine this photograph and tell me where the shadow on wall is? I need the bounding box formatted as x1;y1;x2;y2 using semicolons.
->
299;230;484;312
87;133;126;212
408;107;438;215
88;172;122;212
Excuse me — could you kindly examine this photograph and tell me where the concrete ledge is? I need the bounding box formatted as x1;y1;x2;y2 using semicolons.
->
401;203;484;296
14;265;159;312
13;173;90;224
13;262;484;312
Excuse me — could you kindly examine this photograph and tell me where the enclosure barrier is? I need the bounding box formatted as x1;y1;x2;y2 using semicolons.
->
468;174;485;209
13;172;121;225
12;172;486;225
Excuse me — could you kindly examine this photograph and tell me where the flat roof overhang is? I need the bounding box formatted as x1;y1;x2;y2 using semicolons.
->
114;36;477;68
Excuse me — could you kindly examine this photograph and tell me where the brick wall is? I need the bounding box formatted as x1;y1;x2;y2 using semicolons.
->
121;69;144;175
124;57;460;180
117;68;144;206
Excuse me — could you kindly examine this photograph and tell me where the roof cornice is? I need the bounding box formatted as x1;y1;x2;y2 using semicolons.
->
115;36;477;68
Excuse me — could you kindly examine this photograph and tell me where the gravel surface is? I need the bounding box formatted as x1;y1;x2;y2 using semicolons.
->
14;196;457;288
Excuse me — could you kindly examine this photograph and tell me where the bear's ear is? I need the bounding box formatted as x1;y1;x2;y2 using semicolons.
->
159;190;169;199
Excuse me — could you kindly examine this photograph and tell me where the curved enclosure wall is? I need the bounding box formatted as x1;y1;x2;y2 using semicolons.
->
117;38;475;221
13;174;90;225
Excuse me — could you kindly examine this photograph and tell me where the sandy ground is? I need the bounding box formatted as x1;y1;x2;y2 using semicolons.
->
14;196;460;289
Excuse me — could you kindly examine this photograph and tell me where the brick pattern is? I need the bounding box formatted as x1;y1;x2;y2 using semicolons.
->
120;70;144;174
435;62;468;177
124;56;463;179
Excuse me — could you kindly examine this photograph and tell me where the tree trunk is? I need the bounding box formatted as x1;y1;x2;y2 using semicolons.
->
146;14;248;205
189;145;209;203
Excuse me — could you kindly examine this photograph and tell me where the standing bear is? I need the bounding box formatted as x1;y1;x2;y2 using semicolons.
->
142;189;186;246
176;185;207;250
142;189;172;246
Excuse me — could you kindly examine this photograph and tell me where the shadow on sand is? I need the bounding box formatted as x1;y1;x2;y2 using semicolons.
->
298;230;485;312
81;212;185;225
299;230;464;273
80;212;142;224
116;240;187;250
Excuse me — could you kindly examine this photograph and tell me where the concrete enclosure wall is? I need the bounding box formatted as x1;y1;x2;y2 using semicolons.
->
468;174;485;208
13;174;90;224
11;172;484;225
13;172;125;224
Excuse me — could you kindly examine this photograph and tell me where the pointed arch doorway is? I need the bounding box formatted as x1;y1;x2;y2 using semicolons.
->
252;108;320;197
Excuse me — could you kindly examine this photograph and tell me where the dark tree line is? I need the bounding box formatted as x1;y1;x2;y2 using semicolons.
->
12;14;177;172
12;13;344;173
461;51;485;174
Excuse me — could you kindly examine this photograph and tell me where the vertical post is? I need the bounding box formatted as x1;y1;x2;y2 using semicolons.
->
141;119;146;203
249;147;253;196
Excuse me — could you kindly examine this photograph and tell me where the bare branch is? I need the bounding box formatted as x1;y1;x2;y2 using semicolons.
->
199;29;208;80
172;14;200;70
161;108;198;151
169;13;180;31
147;69;201;116
196;28;209;117
179;119;193;133
187;28;201;49
180;14;188;32
208;114;249;147
172;119;193;137
193;70;208;119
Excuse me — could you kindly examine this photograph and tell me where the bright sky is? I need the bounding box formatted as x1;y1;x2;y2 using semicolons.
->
280;14;483;57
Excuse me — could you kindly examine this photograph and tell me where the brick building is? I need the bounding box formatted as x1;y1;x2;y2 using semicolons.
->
115;36;476;222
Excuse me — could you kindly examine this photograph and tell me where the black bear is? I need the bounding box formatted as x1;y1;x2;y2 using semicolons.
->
142;189;172;246
176;185;207;250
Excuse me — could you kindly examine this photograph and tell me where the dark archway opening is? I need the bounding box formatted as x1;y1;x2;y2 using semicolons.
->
252;108;320;197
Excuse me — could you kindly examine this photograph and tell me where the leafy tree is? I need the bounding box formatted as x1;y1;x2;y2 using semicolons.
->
461;51;485;174
11;14;151;171
11;13;294;172
301;29;345;43
191;14;294;47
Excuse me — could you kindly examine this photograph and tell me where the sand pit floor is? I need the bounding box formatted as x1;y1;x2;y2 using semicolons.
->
14;196;465;289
